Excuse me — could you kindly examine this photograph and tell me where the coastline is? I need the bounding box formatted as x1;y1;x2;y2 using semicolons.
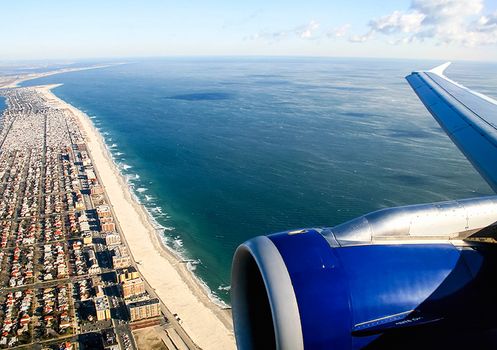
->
37;84;236;349
0;64;118;89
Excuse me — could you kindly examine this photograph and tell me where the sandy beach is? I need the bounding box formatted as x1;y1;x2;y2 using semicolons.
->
37;84;236;349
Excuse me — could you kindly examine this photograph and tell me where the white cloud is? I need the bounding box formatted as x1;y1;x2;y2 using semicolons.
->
297;20;319;39
327;24;351;38
349;31;373;43
354;0;497;46
411;0;482;25
470;11;497;45
369;10;425;34
249;20;321;41
473;12;497;33
297;20;320;39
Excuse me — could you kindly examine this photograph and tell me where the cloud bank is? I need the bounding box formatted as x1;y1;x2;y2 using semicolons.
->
248;0;497;50
355;0;497;46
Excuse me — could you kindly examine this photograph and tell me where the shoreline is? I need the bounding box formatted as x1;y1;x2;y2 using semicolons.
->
37;84;236;349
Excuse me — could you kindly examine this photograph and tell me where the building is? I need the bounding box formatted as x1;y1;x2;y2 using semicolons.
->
112;245;131;269
128;298;160;322
75;143;87;151
96;205;112;219
85;168;97;183
103;329;119;349
94;296;111;321
100;218;116;232
87;248;100;275
75;199;85;211
80;221;91;232
95;284;105;297
118;267;139;283
82;156;92;167
78;213;91;232
82;231;92;245
90;184;104;195
122;278;146;298
104;232;121;246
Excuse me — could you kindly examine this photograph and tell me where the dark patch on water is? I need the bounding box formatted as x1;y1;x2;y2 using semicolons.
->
386;174;430;186
167;92;233;101
387;129;435;139
343;111;372;118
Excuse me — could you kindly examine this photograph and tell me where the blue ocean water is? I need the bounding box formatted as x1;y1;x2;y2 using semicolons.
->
22;58;497;304
0;96;5;115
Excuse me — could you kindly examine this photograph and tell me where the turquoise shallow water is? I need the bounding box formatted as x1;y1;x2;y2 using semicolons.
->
22;58;497;303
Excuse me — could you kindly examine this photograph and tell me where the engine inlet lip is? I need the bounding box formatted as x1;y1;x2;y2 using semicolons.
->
231;236;304;350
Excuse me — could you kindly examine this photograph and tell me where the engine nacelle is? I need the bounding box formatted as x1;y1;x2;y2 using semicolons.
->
231;197;497;349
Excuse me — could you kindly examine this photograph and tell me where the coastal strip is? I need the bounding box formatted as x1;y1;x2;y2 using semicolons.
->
0;64;118;89
38;85;236;349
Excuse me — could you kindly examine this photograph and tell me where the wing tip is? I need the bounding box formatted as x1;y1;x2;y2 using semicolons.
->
428;62;452;76
407;62;452;79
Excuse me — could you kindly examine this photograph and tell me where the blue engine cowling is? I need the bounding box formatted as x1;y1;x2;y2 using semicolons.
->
231;229;497;349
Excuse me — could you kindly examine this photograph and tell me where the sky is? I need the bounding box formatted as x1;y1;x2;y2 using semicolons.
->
1;0;497;62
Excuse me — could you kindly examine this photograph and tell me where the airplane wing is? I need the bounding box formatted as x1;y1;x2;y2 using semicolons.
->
406;63;497;193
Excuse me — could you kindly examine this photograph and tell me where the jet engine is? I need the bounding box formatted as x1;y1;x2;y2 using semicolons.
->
231;196;497;349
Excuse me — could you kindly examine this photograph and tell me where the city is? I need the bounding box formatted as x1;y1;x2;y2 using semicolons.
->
0;86;199;350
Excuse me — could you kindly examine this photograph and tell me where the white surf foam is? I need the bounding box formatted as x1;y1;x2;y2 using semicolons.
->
218;285;231;292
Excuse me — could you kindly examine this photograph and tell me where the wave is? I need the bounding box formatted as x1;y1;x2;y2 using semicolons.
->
149;206;164;215
120;163;132;170
186;258;201;272
125;173;140;181
218;285;231;292
145;210;170;232
196;275;230;309
136;187;147;193
172;237;184;249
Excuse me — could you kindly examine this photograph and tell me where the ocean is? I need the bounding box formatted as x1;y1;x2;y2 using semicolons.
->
21;58;497;304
